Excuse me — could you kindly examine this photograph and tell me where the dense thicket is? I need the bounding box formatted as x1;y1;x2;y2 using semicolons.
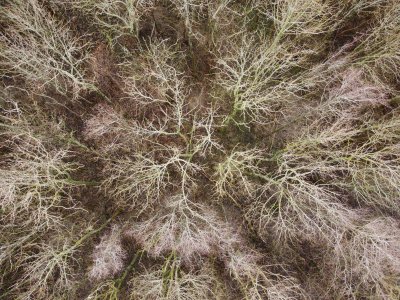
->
1;1;399;299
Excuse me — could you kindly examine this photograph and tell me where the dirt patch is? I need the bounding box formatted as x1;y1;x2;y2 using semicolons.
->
89;43;122;99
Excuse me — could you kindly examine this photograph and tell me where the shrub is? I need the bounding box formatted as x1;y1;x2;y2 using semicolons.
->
127;192;239;264
226;249;305;300
129;259;221;300
89;225;127;281
0;0;92;99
